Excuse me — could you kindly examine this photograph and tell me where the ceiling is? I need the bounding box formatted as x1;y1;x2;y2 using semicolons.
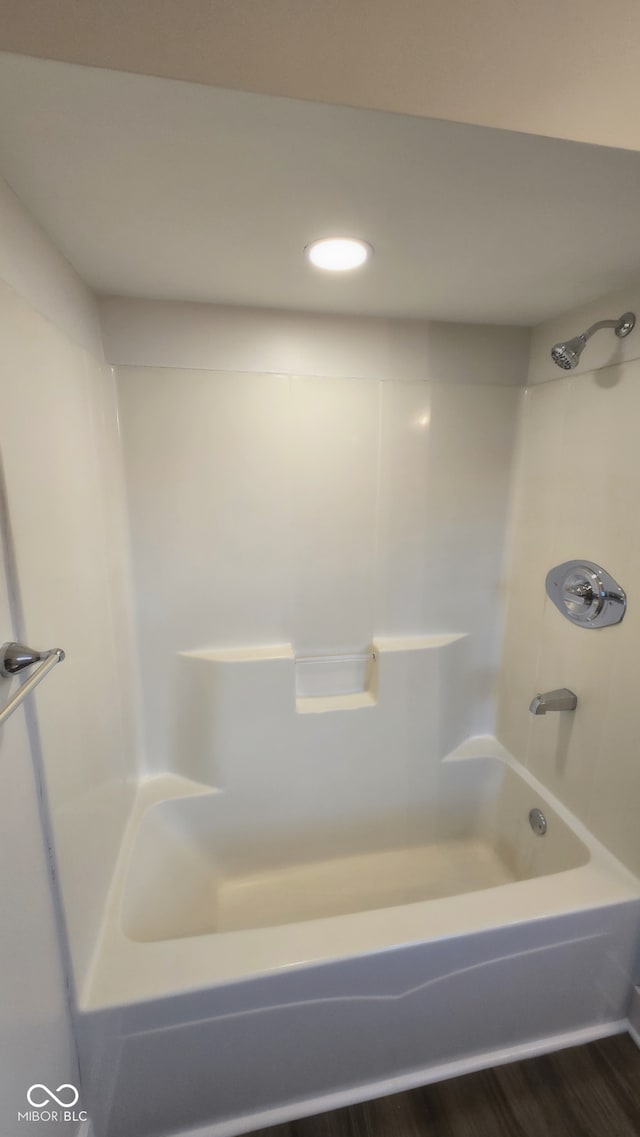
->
2;0;640;153
1;53;640;325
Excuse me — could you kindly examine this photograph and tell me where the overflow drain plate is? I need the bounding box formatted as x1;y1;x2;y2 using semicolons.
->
529;808;548;836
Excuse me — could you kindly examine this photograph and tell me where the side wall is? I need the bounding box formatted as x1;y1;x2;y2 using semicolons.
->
0;494;78;1130
103;297;528;774
497;281;640;877
0;177;140;1000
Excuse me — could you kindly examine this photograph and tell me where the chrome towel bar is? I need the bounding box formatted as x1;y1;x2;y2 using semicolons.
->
0;642;65;727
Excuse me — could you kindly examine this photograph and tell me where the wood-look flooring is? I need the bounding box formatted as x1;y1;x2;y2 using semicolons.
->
251;1035;640;1137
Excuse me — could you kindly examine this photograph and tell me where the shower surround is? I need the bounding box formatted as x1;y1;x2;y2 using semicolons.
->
2;182;640;1137
498;281;640;881
108;297;523;775
73;297;639;1136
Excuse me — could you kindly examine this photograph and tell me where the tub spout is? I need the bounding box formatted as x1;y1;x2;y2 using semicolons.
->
529;689;577;715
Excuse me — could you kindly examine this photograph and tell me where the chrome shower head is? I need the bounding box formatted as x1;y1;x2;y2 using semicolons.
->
550;311;635;371
551;335;587;371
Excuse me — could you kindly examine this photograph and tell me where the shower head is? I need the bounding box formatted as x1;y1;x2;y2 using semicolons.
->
550;311;635;371
551;335;587;371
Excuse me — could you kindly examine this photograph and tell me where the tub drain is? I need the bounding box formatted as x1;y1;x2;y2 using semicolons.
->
529;807;547;836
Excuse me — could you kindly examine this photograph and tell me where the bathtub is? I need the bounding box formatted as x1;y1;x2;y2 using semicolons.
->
78;737;640;1137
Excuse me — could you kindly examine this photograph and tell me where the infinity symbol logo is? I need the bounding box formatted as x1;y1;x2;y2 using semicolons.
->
27;1084;79;1108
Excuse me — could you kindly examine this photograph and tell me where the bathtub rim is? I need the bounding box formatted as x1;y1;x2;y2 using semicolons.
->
81;735;640;1012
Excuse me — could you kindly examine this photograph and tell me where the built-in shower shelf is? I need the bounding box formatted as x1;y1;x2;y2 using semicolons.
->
181;644;294;663
373;633;466;652
296;691;377;714
167;632;471;784
175;635;468;742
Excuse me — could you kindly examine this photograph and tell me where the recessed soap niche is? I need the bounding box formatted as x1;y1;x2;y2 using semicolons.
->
295;650;377;713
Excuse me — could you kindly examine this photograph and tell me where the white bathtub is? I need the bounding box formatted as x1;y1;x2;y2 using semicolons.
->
121;753;591;945
78;738;640;1137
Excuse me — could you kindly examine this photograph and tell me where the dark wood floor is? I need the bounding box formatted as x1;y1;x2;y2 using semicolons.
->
251;1035;640;1137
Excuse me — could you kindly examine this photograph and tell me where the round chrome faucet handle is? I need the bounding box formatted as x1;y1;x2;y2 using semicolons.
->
545;561;626;628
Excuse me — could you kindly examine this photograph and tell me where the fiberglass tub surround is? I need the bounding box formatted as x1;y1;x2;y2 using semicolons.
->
81;294;640;1137
3;51;640;1137
119;652;590;947
81;736;640;1137
81;635;640;1137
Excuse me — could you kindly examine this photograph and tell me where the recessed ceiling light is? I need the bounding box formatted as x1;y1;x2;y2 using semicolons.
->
305;237;372;272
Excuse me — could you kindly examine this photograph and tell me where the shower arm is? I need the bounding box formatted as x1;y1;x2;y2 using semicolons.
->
582;318;618;338
550;311;635;370
580;312;636;343
580;318;620;342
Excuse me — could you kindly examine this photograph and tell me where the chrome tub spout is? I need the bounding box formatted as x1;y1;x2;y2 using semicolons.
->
529;688;577;716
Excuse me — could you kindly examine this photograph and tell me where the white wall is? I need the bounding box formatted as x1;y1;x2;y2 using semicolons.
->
0;520;79;1132
0;176;140;1004
108;299;525;774
100;298;530;385
5;1;640;152
0;174;103;357
497;283;640;877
